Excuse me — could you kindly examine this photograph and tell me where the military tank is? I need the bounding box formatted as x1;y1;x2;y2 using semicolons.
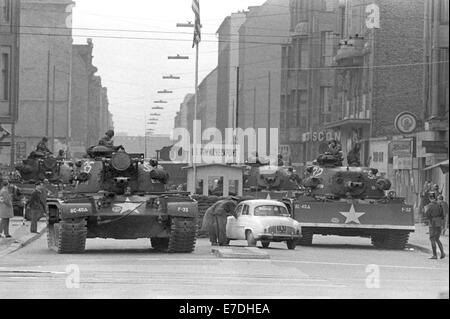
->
288;155;414;250
46;146;198;254
12;152;72;219
243;164;303;200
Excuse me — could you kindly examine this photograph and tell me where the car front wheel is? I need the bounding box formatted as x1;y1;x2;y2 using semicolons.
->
246;231;257;247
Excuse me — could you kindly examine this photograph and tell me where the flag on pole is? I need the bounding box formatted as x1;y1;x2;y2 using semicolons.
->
192;0;201;48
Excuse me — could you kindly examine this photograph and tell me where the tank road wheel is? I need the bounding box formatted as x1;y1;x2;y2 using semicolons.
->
261;240;270;248
298;229;313;246
48;220;87;254
384;231;410;250
246;230;257;247
167;217;198;253
150;238;170;252
286;240;296;250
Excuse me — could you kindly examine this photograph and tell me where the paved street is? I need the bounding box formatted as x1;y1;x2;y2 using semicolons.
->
0;234;447;299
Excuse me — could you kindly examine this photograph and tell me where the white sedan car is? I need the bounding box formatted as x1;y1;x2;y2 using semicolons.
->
226;199;302;249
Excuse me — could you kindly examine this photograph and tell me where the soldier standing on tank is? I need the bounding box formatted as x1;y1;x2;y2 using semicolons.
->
36;137;52;155
425;193;446;259
347;143;361;167
28;182;48;233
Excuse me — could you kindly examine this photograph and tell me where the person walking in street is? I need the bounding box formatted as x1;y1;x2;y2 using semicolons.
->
28;182;48;233
438;196;449;236
0;181;14;238
425;193;446;259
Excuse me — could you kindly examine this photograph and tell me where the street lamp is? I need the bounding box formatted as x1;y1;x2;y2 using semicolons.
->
176;21;202;28
163;75;181;80
168;54;189;60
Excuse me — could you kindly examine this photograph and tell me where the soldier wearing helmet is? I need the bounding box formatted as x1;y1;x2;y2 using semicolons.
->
98;130;124;152
36;137;52;155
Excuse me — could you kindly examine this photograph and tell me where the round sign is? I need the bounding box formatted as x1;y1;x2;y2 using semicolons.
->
394;112;417;134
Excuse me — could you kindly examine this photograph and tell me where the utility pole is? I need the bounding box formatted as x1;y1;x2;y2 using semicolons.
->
267;71;271;159
45;51;50;138
51;65;56;153
235;66;240;129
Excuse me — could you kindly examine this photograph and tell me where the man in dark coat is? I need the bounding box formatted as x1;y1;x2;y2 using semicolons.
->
28;182;48;233
36;137;52;155
204;197;239;246
425;193;446;259
347;143;361;167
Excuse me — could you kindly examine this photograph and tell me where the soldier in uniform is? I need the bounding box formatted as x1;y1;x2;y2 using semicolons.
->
204;197;239;246
425;193;446;259
36;137;52;155
347;143;361;167
98;130;124;152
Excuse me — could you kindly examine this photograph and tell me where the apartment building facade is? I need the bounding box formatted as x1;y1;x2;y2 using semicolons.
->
0;0;20;172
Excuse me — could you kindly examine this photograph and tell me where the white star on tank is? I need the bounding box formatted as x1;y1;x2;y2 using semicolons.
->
114;198;142;215
339;204;366;224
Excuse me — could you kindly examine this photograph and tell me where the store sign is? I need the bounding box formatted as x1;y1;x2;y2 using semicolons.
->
393;156;413;170
391;140;412;157
302;131;341;143
370;140;389;173
394;112;418;134
422;141;448;154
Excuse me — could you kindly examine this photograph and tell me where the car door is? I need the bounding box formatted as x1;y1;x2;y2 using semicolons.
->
235;204;250;240
227;204;243;239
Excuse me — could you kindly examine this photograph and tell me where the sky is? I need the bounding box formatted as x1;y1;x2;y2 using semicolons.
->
72;0;267;137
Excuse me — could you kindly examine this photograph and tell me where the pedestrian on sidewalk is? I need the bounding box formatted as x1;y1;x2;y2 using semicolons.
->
425;193;446;259
27;182;48;233
438;196;449;236
0;181;14;238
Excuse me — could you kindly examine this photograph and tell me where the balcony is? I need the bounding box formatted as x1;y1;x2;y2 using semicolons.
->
334;36;370;67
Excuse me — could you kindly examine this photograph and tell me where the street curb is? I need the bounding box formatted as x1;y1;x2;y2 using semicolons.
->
0;225;47;258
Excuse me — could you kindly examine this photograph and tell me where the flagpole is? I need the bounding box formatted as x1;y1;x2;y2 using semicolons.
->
193;42;199;195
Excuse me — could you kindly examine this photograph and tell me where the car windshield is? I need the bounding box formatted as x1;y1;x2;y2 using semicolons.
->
254;205;289;217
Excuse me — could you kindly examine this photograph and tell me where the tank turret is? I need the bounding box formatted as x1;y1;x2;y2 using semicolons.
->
302;165;391;199
71;150;170;195
244;165;302;191
15;154;71;184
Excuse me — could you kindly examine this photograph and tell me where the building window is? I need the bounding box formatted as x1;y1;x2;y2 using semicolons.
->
440;0;449;24
323;0;335;12
297;90;307;129
1;0;11;23
298;0;309;22
1;48;10;101
438;48;449;116
320;87;332;123
298;38;309;69
339;6;346;37
281;95;287;129
321;31;334;66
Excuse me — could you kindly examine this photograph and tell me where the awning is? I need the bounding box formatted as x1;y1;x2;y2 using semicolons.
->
424;159;449;174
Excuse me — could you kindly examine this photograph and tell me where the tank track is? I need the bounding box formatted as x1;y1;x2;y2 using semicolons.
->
167;217;198;253
298;229;313;246
48;219;87;254
371;231;410;250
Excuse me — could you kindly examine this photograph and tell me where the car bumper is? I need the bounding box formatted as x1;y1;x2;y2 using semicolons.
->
258;234;302;242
